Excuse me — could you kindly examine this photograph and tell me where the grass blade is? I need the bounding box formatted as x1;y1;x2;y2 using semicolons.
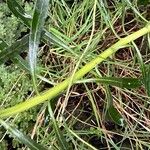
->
105;86;124;126
77;77;142;89
7;0;74;56
7;0;32;27
29;0;49;91
132;42;150;96
0;38;30;71
142;66;150;96
0;119;47;150
43;29;76;55
13;55;30;71
0;39;8;51
0;35;29;64
47;103;69;150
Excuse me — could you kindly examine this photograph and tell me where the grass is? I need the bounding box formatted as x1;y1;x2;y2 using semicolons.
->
0;0;150;149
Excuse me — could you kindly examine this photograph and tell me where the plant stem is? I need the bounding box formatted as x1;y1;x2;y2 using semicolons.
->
0;23;150;118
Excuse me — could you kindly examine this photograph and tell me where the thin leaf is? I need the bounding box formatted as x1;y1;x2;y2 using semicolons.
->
132;42;150;96
76;77;142;89
0;39;8;51
107;105;124;126
13;55;30;71
47;103;69;150
68;129;97;150
29;0;49;91
132;42;146;79
7;0;32;27
142;65;150;96
0;35;29;64
105;86;124;126
7;0;74;56
0;119;47;150
0;38;30;72
43;29;76;55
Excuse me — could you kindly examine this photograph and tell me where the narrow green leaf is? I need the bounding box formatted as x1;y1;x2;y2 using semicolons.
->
142;65;150;96
132;42;146;80
48;103;69;150
43;29;76;55
0;39;8;51
0;35;29;64
0;119;47;150
7;0;32;27
77;77;142;89
0;38;30;73
29;0;49;90
107;105;124;126
13;55;30;71
132;42;149;96
105;86;124;126
7;0;74;56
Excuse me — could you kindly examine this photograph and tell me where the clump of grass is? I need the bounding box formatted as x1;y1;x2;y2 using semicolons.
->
0;0;150;149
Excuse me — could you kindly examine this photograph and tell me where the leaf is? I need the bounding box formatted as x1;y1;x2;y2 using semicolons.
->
47;103;69;150
132;42;150;96
0;35;29;65
0;23;150;118
13;55;30;71
0;38;30;73
0;39;8;51
29;0;49;91
0;38;30;72
43;29;76;55
77;77;142;89
0;119;47;150
142;65;150;96
107;105;124;126
105;86;124;126
7;0;74;56
7;0;32;27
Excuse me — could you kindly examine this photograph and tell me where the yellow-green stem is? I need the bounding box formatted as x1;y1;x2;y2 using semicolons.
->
0;23;150;118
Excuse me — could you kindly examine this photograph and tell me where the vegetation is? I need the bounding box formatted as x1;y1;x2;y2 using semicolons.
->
0;0;150;149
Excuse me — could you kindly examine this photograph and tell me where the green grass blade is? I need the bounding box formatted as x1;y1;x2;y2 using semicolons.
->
29;0;49;92
0;38;30;74
143;66;150;96
68;129;98;150
132;42;150;96
7;0;32;27
77;77;142;89
0;39;8;51
0;35;29;64
0;23;150;118
0;119;47;150
84;84;101;127
13;55;30;71
43;29;76;55
47;103;69;150
125;0;148;22
105;86;124;126
7;0;74;56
